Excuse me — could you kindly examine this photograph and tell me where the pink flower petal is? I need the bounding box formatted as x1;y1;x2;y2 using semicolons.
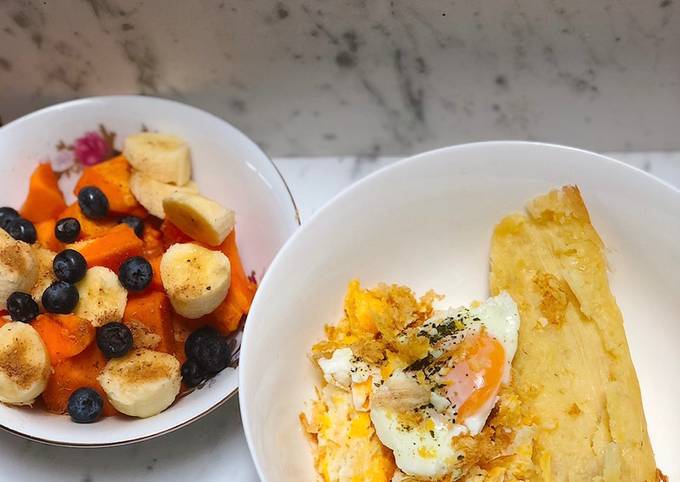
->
74;131;109;166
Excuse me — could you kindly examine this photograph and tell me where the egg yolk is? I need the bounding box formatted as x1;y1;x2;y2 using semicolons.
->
443;331;505;423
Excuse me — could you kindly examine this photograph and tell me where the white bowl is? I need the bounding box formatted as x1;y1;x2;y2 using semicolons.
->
0;95;299;446
240;141;680;481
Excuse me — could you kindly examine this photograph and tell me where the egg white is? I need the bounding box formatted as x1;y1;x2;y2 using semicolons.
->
370;406;466;480
370;293;521;477
457;292;520;434
318;347;371;390
469;291;520;384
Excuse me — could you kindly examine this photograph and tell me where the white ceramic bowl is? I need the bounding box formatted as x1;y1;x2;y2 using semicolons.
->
240;141;680;481
0;95;299;446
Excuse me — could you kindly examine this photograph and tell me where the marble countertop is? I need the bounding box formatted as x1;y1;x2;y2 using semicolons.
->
0;152;677;482
1;0;680;156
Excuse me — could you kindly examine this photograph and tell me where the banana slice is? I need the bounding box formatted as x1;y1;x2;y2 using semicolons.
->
163;192;235;246
160;243;231;319
129;171;199;219
74;266;128;327
0;322;51;405
123;133;191;186
98;348;181;418
0;230;38;310
30;246;56;309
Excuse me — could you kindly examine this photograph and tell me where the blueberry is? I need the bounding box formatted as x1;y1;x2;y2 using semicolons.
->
55;217;81;243
0;207;19;231
185;326;231;374
185;326;219;360
6;218;36;244
6;292;39;323
181;358;210;387
119;216;144;238
118;256;152;292
77;186;109;220
67;387;103;423
96;322;133;358
53;249;87;283
42;281;79;314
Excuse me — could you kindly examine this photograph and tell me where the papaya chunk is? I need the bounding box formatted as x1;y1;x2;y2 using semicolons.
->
33;314;95;365
160;220;192;248
74;155;140;214
206;293;246;334
35;219;62;252
148;255;163;290
142;225;164;259
59;202;116;240
42;343;118;416
71;224;143;271
123;291;174;354
20;163;67;223
128;205;148;218
220;230;256;310
202;230;256;334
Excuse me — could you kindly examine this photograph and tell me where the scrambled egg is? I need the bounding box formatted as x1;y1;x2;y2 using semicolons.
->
301;386;395;482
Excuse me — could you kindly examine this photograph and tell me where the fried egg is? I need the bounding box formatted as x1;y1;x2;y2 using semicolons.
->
439;292;520;434
317;292;520;480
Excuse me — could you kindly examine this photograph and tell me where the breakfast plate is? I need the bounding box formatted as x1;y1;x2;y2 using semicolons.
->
239;141;679;481
0;95;299;446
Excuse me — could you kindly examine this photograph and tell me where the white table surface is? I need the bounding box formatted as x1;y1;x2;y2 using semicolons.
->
2;153;678;482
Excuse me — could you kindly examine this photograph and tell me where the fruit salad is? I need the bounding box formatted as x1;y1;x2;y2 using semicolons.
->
0;132;256;423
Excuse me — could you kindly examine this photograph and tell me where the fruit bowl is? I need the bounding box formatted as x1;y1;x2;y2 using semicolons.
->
0;95;299;446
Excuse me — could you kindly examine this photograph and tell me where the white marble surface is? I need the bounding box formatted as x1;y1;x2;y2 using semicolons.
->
0;152;677;482
1;0;680;155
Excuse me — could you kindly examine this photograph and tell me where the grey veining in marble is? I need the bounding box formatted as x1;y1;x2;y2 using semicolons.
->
0;0;679;155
